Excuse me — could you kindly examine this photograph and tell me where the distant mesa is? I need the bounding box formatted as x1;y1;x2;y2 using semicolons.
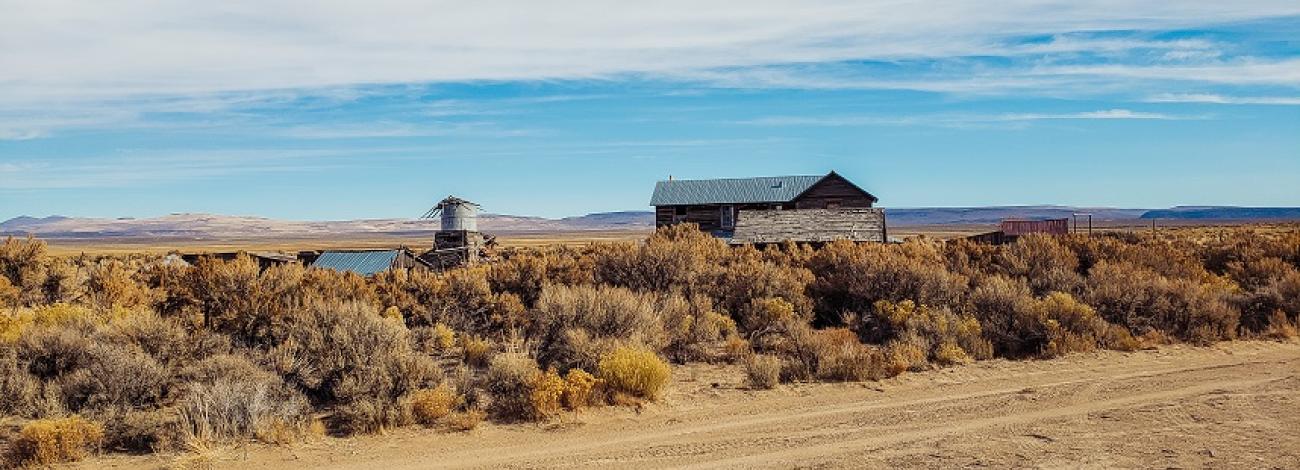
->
883;206;1148;225
1138;206;1300;220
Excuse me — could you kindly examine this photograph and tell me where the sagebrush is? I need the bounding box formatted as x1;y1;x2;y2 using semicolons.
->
1;225;1297;460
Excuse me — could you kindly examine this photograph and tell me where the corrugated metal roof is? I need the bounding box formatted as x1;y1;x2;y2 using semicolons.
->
311;250;399;276
650;175;825;206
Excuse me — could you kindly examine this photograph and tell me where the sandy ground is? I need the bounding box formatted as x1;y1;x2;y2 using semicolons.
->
86;341;1300;470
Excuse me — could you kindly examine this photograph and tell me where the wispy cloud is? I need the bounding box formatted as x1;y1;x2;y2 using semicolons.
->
1001;109;1185;120
675;56;1300;96
0;148;382;190
738;109;1191;128
2;1;1298;102
0;128;46;141
276;121;541;139
1145;93;1300;105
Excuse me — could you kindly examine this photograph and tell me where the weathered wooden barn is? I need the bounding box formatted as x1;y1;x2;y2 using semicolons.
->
650;171;887;244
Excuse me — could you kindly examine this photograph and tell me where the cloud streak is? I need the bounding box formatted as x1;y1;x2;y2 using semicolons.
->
2;1;1298;103
1145;93;1300;105
737;109;1191;128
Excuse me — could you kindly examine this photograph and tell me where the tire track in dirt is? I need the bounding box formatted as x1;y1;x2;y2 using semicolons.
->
432;352;1295;469
84;342;1299;470
679;376;1287;469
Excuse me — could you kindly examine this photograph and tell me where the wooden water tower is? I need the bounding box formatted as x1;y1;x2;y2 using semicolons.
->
420;196;490;268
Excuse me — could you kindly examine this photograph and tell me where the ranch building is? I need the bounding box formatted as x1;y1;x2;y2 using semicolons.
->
649;171;888;245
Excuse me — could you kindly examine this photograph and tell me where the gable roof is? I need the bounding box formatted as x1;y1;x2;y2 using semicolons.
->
650;174;824;206
311;250;400;276
650;171;875;206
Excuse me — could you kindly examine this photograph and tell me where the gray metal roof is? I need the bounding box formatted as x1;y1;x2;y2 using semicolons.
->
650;175;825;206
311;250;399;276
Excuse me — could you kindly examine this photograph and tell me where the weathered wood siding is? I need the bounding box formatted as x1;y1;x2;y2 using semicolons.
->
792;173;875;209
999;219;1069;236
731;208;886;244
654;203;785;230
393;250;431;271
654;206;677;227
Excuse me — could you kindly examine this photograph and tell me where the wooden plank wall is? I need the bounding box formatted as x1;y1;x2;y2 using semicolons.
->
999;219;1070;236
731;208;886;244
655;203;785;231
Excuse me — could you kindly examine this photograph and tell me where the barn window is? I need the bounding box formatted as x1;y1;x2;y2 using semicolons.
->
674;206;687;216
720;205;735;228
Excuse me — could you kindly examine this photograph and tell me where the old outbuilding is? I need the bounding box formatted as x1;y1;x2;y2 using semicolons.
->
309;249;432;276
418;195;494;269
650;171;887;244
966;218;1070;245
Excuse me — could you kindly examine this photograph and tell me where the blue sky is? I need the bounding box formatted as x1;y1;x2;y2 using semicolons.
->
1;2;1298;220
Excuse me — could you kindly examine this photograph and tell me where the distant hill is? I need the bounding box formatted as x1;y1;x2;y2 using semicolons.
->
884;206;1148;225
5;205;1297;239
1139;206;1300;220
0;212;655;239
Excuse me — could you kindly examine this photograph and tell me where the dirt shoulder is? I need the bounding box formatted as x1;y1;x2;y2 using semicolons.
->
86;341;1300;469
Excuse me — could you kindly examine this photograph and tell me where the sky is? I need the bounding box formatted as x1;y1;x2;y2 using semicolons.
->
1;1;1298;220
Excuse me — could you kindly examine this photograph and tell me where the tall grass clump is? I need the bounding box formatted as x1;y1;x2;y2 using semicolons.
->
483;353;560;421
528;284;665;370
176;354;314;446
267;301;439;434
6;416;104;466
597;347;671;400
744;354;782;389
410;383;459;427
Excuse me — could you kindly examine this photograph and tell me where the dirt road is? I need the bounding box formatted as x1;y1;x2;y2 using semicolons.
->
92;341;1300;469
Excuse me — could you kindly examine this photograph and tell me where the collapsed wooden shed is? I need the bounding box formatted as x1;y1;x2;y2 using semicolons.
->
967;218;1070;245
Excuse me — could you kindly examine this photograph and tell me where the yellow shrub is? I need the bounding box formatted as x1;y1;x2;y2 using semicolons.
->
462;335;492;368
932;341;972;366
446;409;485;432
34;302;96;324
529;369;566;420
562;368;598;409
723;337;751;364
86;260;151;309
411;384;458;427
1;303;104;343
883;339;927;377
381;306;405;326
0;275;17;309
432;323;457;352
597;347;671;400
813;329;881;382
12;416;105;465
